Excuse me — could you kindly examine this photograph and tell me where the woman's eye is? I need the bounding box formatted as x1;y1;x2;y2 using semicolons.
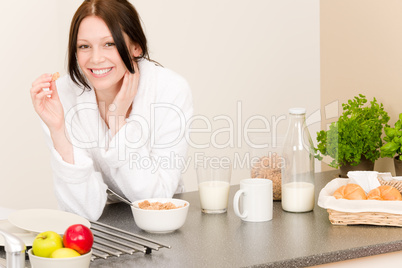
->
105;42;115;47
78;45;89;49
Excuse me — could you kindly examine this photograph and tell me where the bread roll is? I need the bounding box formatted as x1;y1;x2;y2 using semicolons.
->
367;185;402;201
333;183;367;200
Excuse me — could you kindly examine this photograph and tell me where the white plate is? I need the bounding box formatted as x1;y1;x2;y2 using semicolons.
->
0;219;36;246
8;209;90;234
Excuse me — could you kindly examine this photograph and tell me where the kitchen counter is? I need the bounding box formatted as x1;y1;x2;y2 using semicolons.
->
3;170;402;267
89;170;402;267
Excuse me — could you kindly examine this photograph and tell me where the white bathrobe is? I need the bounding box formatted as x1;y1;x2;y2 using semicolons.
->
41;59;193;221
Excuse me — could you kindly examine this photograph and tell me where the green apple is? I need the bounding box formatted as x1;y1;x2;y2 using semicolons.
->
51;248;81;258
32;231;63;258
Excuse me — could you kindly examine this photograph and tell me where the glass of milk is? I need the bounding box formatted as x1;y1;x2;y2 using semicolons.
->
196;159;232;214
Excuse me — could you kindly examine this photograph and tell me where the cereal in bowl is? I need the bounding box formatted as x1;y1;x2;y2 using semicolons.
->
139;200;186;210
52;72;60;81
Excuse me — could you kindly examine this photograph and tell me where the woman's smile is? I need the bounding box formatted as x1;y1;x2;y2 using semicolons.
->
90;67;114;78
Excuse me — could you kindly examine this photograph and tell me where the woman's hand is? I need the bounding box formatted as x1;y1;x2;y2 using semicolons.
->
107;62;140;137
30;73;65;132
30;73;73;164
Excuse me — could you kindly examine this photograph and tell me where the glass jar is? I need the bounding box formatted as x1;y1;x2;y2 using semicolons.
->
281;108;315;212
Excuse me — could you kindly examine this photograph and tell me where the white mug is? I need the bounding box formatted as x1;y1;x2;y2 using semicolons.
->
233;178;273;222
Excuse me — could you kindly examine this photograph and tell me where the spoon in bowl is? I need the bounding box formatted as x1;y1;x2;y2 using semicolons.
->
106;189;136;207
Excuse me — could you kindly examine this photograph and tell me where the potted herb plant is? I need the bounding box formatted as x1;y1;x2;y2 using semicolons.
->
315;94;390;177
380;113;402;176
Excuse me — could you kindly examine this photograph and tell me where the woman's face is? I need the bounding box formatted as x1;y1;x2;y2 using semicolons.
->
76;16;136;94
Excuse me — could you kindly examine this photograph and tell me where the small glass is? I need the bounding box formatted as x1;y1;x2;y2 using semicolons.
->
196;159;232;214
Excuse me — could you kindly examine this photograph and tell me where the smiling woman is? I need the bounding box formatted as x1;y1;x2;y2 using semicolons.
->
1;0;320;212
29;0;193;221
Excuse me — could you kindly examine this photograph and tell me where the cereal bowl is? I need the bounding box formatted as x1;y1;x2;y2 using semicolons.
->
28;248;92;268
131;198;190;233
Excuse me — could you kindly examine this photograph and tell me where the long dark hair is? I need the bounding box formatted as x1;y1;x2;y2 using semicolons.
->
68;0;149;90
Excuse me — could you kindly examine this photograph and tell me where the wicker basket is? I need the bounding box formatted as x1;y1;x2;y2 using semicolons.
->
327;179;402;227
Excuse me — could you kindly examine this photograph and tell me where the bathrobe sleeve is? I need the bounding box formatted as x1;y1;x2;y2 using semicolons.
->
41;120;109;221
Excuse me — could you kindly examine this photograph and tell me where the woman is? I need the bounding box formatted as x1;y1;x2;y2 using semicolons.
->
30;0;192;221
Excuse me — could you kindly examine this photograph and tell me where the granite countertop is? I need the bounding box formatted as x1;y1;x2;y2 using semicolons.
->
3;170;402;267
88;170;402;267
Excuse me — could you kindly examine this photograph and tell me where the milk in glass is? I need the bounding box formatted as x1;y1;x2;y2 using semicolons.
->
198;181;230;212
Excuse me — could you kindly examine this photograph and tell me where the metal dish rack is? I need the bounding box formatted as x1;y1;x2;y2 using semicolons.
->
89;221;170;260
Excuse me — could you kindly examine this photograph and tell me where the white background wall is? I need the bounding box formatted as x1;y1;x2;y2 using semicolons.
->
0;0;320;209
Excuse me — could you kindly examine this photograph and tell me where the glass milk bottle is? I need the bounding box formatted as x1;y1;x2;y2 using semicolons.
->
281;108;315;212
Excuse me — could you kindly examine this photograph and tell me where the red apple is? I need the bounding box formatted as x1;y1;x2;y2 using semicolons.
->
63;224;93;255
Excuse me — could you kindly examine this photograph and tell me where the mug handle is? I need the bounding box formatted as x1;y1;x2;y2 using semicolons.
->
233;189;247;219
